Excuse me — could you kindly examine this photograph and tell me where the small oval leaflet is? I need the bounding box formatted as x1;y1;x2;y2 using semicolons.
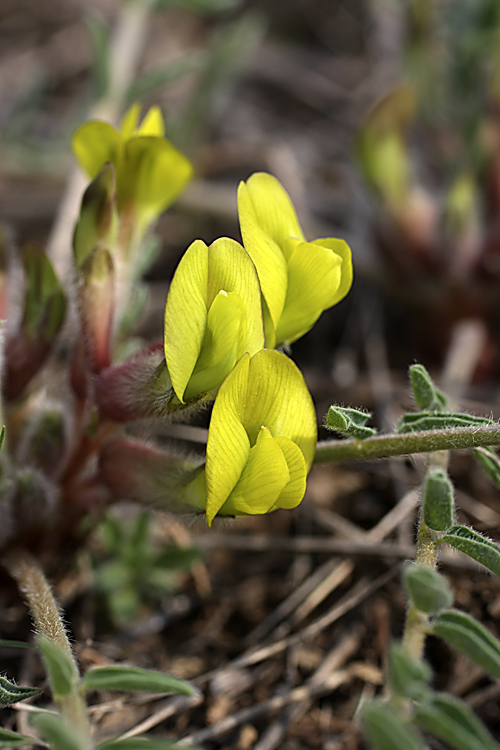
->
82;665;195;695
0;675;40;708
0;727;35;747
433;609;500;681
441;525;500;577
414;692;500;750
361;701;424;750
403;563;454;614
34;713;88;750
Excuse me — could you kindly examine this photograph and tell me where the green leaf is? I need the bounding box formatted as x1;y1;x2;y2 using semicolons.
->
361;701;424;750
37;637;79;697
156;0;243;11
97;738;192;750
387;642;431;700
82;666;194;695
423;468;454;531
398;412;493;434
0;728;34;747
154;546;201;570
409;364;447;411
403;563;454;614
433;609;500;680
126;52;205;103
414;693;500;750
442;525;500;577
33;713;88;750
0;426;5;451
0;638;34;649
22;245;66;340
0;675;40;707
86;13;110;99
325;405;376;439
473;447;500;489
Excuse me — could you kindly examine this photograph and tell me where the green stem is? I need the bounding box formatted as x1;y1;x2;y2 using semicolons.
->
314;423;500;464
401;452;445;660
4;551;92;746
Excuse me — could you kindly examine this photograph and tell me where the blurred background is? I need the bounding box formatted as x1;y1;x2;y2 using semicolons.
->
3;1;500;748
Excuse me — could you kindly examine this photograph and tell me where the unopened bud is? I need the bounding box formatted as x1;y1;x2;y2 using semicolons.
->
423;468;455;531
73;164;117;269
95;343;173;422
409;364;447;412
78;247;115;373
99;437;205;515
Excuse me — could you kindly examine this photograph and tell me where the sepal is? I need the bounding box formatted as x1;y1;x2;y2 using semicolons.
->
95;343;172;421
99;438;206;515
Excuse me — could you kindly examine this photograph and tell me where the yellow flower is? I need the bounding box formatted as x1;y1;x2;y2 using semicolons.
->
72;103;193;227
164;238;264;403
205;349;317;526
238;172;353;347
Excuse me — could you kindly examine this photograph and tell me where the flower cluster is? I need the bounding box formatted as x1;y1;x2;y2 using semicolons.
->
78;111;353;525
0;102;353;560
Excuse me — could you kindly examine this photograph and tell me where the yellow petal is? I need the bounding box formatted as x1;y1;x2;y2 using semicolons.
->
242;349;317;469
164;240;209;402
71;121;121;179
238;181;288;331
313;237;353;307
120;103;142;139
272;436;307;510
205;355;252;526
274;240;342;346
217;427;290;519
206;237;264;358
183;290;247;401
137;105;165;137
240;173;305;246
118;136;193;218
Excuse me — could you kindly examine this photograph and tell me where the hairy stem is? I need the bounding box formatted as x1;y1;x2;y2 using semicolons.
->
4;551;91;745
314;423;500;464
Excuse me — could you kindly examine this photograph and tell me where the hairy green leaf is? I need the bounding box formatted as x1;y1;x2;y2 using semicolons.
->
473;447;500;489
387;642;431;700
97;738;193;750
403;563;454;614
82;665;194;695
0;675;40;707
415;693;500;750
398;412;493;434
361;701;424;750
423;468;454;531
409;364;447;412
33;713;88;750
37;637;79;697
441;526;500;577
325;406;376;439
433;609;500;680
0;728;34;747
